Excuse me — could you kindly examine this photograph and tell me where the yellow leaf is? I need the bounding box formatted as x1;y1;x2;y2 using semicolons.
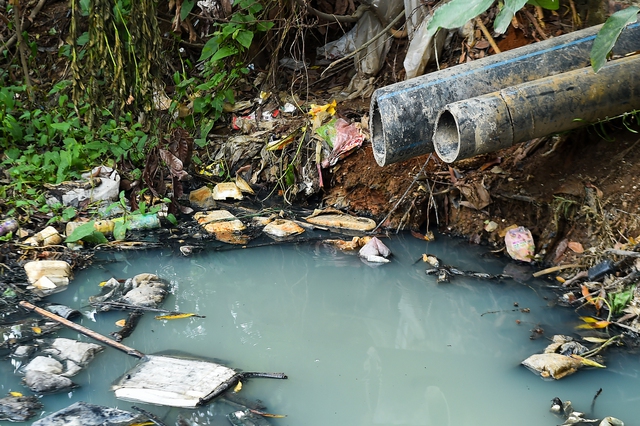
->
155;313;196;320
308;100;336;118
115;319;127;327
582;337;608;343
576;320;610;329
31;326;42;334
259;413;287;418
234;381;242;393
99;281;108;287
555;276;566;283
579;316;598;323
9;391;23;397
571;355;606;368
130;422;155;426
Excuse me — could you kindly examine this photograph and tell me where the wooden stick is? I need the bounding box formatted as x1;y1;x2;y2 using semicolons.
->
532;263;581;278
475;17;500;54
19;300;146;359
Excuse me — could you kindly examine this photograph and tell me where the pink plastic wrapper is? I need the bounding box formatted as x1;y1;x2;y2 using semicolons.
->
504;226;535;262
322;118;364;168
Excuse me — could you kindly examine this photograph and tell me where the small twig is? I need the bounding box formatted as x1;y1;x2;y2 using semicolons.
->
581;335;620;358
131;406;168;426
28;0;47;22
562;270;588;287
294;0;369;23
523;9;548;40
590;388;602;414
475;17;500;53
568;0;582;28
532;263;582;278
321;9;405;78
12;1;32;91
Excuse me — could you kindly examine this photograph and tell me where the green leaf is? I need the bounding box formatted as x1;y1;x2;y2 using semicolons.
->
427;0;494;36
527;0;559;10
50;121;72;132
167;213;178;226
65;221;108;244
284;164;295;187
495;0;528;34
211;45;237;62
113;220;127;241
256;21;274;32
234;29;254;49
609;288;634;315
180;0;195;21
199;37;220;61
591;6;639;73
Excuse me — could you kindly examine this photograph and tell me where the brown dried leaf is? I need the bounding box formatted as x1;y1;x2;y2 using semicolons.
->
159;149;190;181
567;241;584;253
170;128;193;166
143;147;165;198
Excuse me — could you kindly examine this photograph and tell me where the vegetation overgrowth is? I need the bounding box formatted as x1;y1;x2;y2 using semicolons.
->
1;0;636;227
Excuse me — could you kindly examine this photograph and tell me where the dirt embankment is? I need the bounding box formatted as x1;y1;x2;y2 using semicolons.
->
326;120;640;266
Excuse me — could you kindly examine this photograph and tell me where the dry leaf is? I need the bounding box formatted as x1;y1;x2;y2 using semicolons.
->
567;241;584;253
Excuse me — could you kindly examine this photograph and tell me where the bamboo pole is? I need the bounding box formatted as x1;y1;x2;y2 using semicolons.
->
19;300;146;359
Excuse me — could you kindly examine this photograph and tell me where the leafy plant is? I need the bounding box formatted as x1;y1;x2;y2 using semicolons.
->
171;0;274;134
590;6;639;72
427;0;558;37
427;1;639;75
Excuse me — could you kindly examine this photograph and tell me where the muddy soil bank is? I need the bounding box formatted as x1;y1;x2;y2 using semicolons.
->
326;118;640;266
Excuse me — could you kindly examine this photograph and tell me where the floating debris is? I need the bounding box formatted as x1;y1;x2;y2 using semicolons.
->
262;219;304;240
195;210;249;244
212;182;244;201
424;254;511;283
24;260;72;296
90;274;168;309
304;208;376;231
31;401;148;426
358;237;391;263
23;370;78;394
189;186;217;210
0;394;43;422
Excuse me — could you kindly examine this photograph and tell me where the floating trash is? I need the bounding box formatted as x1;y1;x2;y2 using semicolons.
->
521;353;582;380
212;182;244;200
304;208;376;231
0;394;42;422
195;210;249;244
263;219;304;240
23;226;62;247
189;186;217;210
358;237;391;263
31;401;148;426
23;260;72;296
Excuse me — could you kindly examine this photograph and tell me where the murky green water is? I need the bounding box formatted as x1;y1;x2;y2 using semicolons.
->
3;234;640;425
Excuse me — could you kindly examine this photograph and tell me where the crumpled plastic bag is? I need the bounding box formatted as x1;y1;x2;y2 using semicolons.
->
320;118;365;168
504;226;535;262
62;166;120;207
359;236;391;263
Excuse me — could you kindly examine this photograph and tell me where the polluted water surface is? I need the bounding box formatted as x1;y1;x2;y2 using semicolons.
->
2;234;640;425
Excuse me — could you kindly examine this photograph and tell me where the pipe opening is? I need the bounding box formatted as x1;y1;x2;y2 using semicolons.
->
433;110;461;164
370;99;387;166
